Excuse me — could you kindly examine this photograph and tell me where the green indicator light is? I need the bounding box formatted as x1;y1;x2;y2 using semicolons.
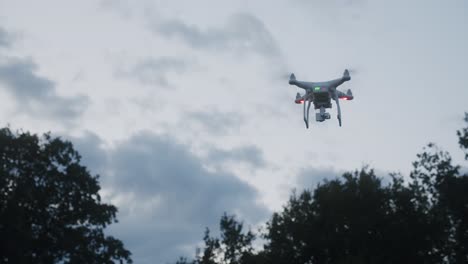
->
314;87;321;91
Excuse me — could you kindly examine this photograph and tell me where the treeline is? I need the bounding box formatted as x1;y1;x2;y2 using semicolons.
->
177;114;468;264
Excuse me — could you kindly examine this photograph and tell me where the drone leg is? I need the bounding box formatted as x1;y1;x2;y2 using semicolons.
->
303;99;309;128
335;97;342;127
306;100;312;129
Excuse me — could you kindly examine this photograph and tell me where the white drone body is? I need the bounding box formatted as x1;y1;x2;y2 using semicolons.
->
289;69;354;128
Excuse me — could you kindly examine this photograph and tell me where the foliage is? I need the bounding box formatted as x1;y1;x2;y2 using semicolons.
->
188;213;256;264
0;128;131;263
457;112;468;160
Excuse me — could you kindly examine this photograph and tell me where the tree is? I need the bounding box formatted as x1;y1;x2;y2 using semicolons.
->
219;213;255;264
409;113;468;262
264;168;434;264
180;213;257;264
0;128;131;263
457;112;468;159
197;228;220;264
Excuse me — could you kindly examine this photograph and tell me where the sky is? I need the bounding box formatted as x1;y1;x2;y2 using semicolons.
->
0;0;467;263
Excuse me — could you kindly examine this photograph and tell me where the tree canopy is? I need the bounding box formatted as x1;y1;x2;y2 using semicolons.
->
0;128;131;263
180;113;468;264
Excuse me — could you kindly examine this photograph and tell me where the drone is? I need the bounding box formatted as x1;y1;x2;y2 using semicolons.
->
289;69;354;128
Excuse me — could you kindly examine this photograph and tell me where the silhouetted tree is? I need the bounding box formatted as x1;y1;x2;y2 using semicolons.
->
176;257;195;264
0;128;131;263
181;213;257;264
458;112;468;159
264;168;435;264
409;113;468;262
197;228;220;264
219;213;255;264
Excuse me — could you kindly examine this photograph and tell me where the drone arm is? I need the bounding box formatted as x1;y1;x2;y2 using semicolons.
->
290;80;315;90
330;78;348;88
330;70;351;88
337;89;353;100
336;90;346;97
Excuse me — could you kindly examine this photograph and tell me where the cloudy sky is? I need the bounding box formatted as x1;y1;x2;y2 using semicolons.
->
1;0;467;263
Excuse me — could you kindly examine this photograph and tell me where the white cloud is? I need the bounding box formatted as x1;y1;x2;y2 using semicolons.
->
115;56;189;87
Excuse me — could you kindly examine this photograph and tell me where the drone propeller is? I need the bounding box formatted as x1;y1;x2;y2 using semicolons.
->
279;73;290;79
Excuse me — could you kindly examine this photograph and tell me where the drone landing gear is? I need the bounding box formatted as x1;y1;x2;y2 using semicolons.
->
303;99;311;129
334;97;342;127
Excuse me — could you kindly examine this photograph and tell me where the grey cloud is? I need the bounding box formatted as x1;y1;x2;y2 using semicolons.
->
0;58;53;99
116;57;188;87
0;27;12;48
103;5;287;76
0;57;88;120
72;131;269;264
70;131;109;173
155;13;281;57
186;110;244;135
207;145;266;170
